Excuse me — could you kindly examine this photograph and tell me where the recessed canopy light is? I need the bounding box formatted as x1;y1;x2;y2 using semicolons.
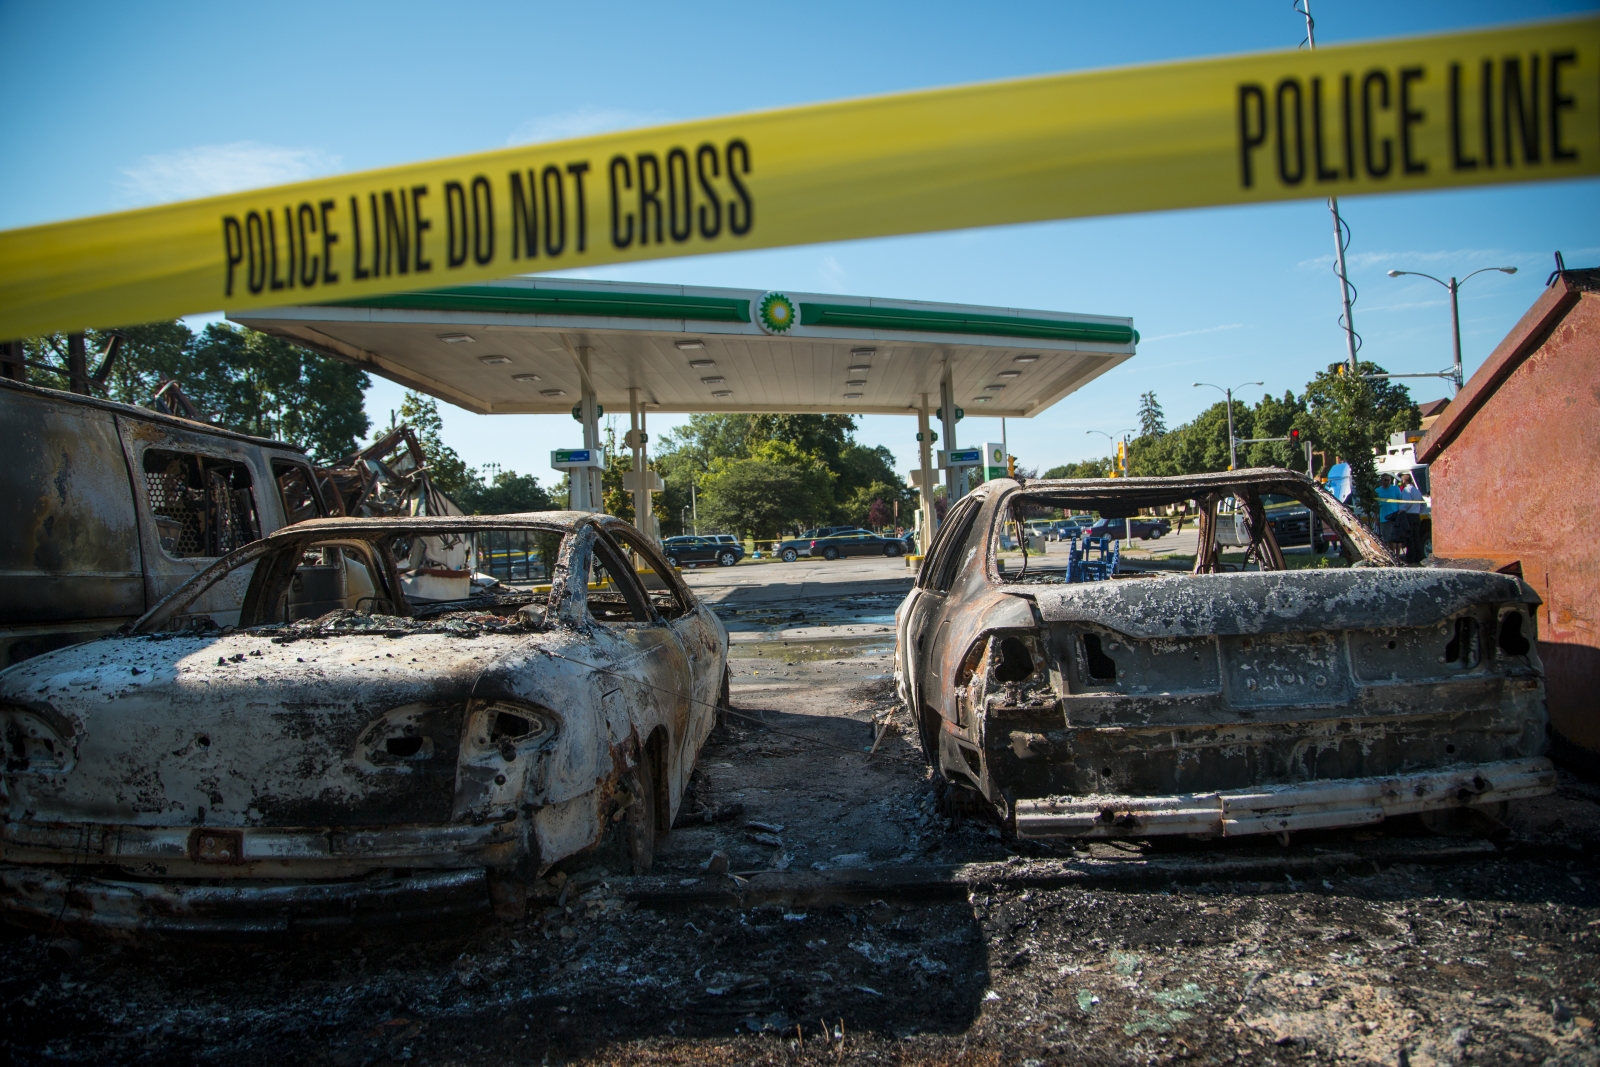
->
847;365;871;373
851;347;876;357
711;389;733;397
512;373;542;383
700;376;726;385
539;388;567;398
478;355;512;365
846;379;867;387
1013;354;1039;364
984;384;1005;391
688;359;716;369
438;333;474;344
972;396;992;402
675;339;705;350
998;370;1021;379
844;393;865;400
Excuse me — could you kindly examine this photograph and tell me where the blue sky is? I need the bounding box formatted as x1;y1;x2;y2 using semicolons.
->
4;0;1596;481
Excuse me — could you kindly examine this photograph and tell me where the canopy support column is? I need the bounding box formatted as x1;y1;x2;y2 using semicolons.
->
629;387;656;541
917;394;937;554
574;345;601;512
940;362;962;503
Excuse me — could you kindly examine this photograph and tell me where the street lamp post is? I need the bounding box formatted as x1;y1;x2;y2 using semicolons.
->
1193;381;1263;470
1382;267;1517;392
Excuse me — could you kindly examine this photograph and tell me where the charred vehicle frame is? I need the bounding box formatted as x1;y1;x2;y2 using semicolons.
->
896;470;1552;842
0;513;727;935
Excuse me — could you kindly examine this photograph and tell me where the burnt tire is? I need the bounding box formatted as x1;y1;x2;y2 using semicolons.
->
822;547;840;561
623;756;659;875
717;550;737;567
780;548;798;563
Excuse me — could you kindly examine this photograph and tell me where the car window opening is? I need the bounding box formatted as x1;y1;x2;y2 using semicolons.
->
143;449;261;558
588;531;655;625
272;460;324;524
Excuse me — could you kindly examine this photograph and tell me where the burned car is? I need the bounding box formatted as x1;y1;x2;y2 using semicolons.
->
896;469;1552;841
0;513;727;934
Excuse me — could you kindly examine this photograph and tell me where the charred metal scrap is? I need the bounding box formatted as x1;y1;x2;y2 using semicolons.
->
0;512;728;935
896;469;1553;841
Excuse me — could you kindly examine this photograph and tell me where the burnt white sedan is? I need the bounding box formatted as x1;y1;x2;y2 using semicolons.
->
0;513;727;934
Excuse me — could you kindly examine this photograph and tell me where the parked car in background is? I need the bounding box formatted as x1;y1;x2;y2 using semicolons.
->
1048;518;1093;541
662;536;743;567
808;528;906;560
774;527;856;562
895;469;1552;843
0;513;728;934
1083;516;1171;541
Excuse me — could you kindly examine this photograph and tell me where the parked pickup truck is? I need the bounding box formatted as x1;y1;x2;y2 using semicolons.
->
1;378;328;667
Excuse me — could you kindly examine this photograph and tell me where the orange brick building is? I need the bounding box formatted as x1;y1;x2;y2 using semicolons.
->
1421;268;1600;768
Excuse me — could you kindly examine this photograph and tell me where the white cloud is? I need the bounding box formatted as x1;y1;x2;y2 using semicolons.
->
818;254;846;291
119;141;339;205
1138;323;1247;344
505;106;667;147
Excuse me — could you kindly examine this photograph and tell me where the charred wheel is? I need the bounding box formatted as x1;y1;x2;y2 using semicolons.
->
622;753;659;875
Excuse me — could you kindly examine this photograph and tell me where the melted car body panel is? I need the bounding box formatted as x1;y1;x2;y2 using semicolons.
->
897;470;1553;839
0;513;727;930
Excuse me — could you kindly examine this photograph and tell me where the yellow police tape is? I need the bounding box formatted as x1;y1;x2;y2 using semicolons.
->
2;16;1596;339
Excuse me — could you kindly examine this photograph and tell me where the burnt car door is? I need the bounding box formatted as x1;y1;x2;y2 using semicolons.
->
581;529;697;819
608;525;724;799
901;496;988;734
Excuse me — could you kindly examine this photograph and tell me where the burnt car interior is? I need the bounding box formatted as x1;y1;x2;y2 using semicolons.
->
135;517;697;639
993;471;1388;583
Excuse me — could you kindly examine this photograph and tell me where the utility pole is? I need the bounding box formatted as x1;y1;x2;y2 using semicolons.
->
1194;381;1262;471
1300;2;1360;375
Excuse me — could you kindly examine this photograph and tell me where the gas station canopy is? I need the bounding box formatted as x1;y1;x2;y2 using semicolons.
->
233;279;1136;418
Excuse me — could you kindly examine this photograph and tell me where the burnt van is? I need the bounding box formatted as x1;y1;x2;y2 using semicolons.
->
2;378;327;666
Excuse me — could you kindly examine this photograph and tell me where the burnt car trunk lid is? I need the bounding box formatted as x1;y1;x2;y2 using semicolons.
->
0;630;525;829
1029;568;1536;639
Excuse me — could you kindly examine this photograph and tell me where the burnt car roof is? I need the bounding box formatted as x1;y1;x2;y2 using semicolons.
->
0;376;305;452
260;511;600;541
1011;468;1325;514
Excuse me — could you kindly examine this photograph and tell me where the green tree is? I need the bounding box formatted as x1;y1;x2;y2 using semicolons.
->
1244;390;1309;470
1301;362;1418;513
458;471;553;515
697;440;836;539
23;321;369;461
1137;391;1166;437
393;392;476;499
1044;457;1117;479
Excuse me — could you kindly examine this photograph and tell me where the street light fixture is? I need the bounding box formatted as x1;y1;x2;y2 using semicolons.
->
1192;381;1263;470
1085;428;1135;476
1380;266;1517;393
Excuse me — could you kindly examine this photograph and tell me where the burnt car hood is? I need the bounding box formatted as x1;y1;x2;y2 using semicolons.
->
1028;568;1537;639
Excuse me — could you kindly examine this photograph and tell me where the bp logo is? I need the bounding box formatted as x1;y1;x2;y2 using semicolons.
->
754;291;798;334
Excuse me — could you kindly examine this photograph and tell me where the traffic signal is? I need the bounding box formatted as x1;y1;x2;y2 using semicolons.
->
1007;455;1016;478
1287;428;1304;446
